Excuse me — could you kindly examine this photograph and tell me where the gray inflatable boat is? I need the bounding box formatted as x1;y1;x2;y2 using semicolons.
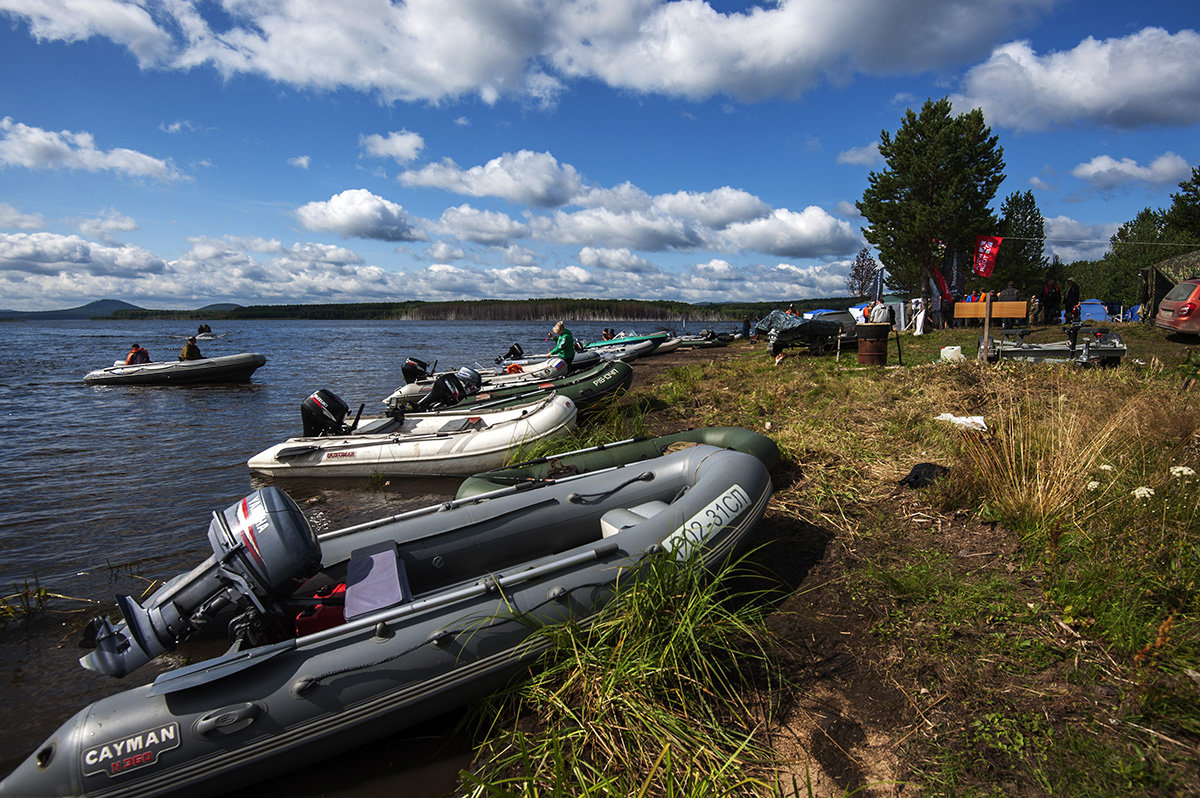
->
0;445;771;798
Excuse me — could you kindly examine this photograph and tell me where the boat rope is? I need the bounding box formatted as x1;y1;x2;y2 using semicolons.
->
566;471;654;505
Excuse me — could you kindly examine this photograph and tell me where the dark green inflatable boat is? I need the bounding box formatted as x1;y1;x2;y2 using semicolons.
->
456;426;780;498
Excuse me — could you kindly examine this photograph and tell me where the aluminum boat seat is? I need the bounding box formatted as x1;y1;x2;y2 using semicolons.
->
600;500;670;538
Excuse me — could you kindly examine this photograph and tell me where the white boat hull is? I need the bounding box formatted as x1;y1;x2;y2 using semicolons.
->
83;353;267;385
249;396;577;477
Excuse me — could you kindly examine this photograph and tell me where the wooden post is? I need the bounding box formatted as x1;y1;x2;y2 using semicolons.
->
979;292;993;362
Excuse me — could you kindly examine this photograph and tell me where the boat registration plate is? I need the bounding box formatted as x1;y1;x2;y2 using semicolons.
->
666;483;751;555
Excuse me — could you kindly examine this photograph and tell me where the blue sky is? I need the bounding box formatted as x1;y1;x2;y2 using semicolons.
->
1;0;1197;310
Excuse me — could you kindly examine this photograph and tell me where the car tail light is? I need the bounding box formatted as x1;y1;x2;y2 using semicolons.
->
1179;302;1197;318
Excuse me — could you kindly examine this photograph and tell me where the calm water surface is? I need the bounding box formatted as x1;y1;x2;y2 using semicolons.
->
0;317;646;791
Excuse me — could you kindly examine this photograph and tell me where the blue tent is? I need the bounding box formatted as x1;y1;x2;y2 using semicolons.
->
1077;299;1108;322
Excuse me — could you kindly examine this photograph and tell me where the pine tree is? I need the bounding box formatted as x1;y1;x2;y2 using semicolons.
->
994;190;1048;293
845;248;878;297
857;97;1005;299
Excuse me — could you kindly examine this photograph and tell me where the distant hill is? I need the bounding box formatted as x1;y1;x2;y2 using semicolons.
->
0;299;144;320
196;303;242;312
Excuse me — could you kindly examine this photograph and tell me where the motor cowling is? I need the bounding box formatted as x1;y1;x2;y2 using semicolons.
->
414;367;482;411
495;342;524;364
301;389;350;437
79;487;321;678
401;357;434;385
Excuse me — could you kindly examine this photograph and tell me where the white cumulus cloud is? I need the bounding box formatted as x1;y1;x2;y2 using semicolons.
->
0;203;44;230
578;246;658;273
721;207;861;258
1070;152;1193;191
0;117;185;181
295;189;422;241
954;28;1200;131
77;208;138;242
401;150;584;207
360;130;425;163
436;204;530;245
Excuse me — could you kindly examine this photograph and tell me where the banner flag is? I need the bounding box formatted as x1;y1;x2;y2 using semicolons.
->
972;235;1003;277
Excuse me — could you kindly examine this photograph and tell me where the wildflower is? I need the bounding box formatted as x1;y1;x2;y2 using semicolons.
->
1131;487;1155;500
1086;480;1100;491
1169;466;1196;478
1098;464;1114;472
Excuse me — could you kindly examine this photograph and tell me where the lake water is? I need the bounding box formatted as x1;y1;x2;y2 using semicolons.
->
0;317;682;792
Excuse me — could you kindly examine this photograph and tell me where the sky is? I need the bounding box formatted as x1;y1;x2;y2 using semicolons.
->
1;0;1198;311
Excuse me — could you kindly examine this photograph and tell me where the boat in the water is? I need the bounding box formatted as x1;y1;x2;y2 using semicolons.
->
494;344;601;373
83;353;267;385
582;330;671;352
384;360;633;414
979;322;1128;366
392;357;568;406
581;338;655;362
1;445;772;798
248;393;577;478
456;426;781;499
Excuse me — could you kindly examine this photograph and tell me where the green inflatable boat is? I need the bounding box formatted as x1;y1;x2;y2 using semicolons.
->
456;426;781;498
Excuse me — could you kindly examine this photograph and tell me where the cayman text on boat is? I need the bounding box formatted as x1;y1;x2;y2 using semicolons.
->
0;445;772;798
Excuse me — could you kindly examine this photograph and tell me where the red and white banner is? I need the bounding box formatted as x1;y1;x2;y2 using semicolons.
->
972;235;1003;277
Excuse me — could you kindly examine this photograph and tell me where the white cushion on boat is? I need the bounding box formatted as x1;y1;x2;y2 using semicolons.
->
344;541;413;620
600;500;669;538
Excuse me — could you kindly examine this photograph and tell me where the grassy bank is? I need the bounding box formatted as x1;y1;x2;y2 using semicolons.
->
464;324;1200;795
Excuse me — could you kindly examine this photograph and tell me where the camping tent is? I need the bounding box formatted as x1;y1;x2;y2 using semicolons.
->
1143;251;1200;322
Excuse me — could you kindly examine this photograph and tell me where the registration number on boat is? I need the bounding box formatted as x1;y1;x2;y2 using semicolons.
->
669;483;751;550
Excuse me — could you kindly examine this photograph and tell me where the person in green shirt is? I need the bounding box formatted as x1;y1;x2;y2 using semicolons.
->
547;320;575;364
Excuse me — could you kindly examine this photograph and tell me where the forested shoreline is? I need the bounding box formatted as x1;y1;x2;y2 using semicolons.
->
104;296;857;322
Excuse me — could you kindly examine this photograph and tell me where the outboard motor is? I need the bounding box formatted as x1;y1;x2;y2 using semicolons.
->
414;366;482;411
495;342;524;364
80;487;321;678
301;389;351;437
401;357;435;386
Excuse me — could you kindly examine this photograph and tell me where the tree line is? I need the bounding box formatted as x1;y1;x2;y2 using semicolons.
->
110;298;736;322
852;97;1200;308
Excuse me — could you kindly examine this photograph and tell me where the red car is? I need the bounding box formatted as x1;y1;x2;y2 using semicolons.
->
1155;278;1200;336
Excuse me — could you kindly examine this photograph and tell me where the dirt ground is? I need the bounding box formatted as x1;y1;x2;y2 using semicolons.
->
625;343;921;795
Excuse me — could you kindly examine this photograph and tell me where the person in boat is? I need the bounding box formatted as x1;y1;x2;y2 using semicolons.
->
179;336;204;361
548;320;575;364
126;343;151;364
601;328;615;341
197;323;212;334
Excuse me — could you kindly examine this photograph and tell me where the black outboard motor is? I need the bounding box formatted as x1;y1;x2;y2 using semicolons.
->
301;389;351;437
401;357;435;386
495;342;524;364
414;366;482;411
80;487;321;678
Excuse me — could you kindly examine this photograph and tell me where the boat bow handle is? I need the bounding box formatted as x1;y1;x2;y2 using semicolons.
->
195;702;263;738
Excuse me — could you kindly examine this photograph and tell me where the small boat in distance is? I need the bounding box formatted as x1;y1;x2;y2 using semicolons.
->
83;353;267;386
